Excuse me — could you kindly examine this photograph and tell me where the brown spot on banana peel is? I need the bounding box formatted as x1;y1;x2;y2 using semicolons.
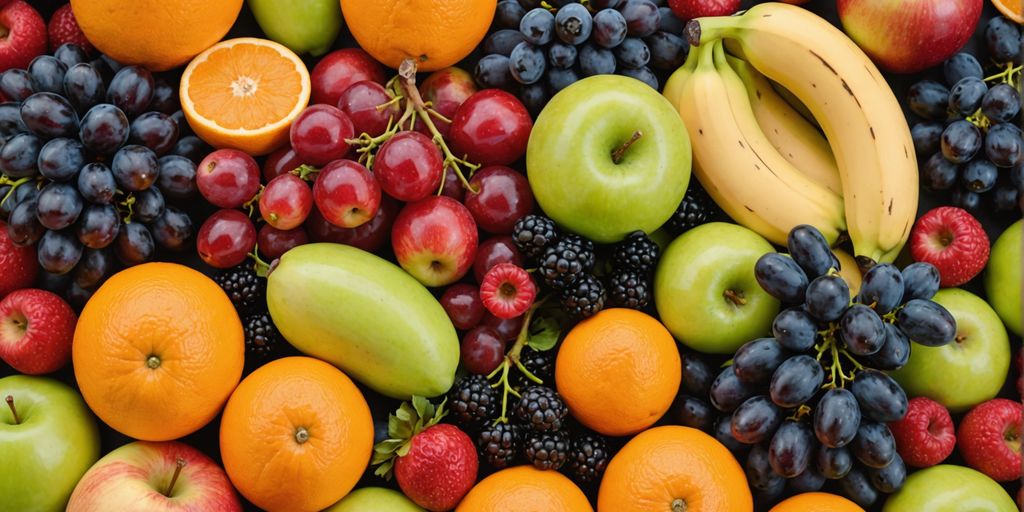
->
888;199;893;215
840;79;862;109
744;205;754;212
739;140;745;149
869;127;875;140
810;50;838;75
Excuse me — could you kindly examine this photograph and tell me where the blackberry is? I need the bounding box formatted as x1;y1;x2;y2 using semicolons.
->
523;430;570;470
566;432;610;484
448;374;499;428
514;385;568;432
242;310;281;357
477;422;520;469
665;185;715;235
214;265;263;310
538;234;595;289
607;269;650;309
511;346;556;390
610;230;659;274
512;214;559;260
560;273;606;318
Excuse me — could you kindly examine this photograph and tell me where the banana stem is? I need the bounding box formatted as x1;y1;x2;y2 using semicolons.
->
684;16;736;47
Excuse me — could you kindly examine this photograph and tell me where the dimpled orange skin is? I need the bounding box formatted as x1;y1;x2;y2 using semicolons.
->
70;0;243;71
339;0;496;72
556;308;682;436
456;465;594;512
219;357;374;512
597;426;754;512
72;262;244;441
770;492;865;512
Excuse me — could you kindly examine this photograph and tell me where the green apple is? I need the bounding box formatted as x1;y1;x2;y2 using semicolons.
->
526;74;691;243
891;288;1009;413
247;0;341;56
326;487;424;512
883;464;1017;512
0;375;100;511
654;222;780;354
985;219;1021;337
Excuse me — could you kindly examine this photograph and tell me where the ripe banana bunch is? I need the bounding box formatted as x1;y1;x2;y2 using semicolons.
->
683;2;919;267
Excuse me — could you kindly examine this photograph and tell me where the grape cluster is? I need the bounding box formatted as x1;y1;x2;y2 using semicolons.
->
0;44;200;304
689;225;957;508
476;0;687;114
907;16;1023;215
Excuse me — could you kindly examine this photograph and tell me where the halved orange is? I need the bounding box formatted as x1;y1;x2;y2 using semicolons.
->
181;38;310;156
992;0;1023;23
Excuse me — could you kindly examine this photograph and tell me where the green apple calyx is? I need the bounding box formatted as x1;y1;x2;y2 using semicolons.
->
5;395;19;424
164;457;186;497
611;131;643;164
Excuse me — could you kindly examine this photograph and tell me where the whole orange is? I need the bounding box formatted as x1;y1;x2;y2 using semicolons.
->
70;0;243;71
598;426;753;512
555;308;681;436
456;465;593;512
339;0;496;72
72;263;243;441
770;492;864;512
219;357;373;512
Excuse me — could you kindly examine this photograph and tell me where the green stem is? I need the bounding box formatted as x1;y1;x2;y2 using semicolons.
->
0;177;30;208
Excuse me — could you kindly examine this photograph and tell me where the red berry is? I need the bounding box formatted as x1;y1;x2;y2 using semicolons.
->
909;206;990;287
47;3;94;54
289;105;354;166
196;209;256;269
0;1;46;72
479;263;536;320
337;80;399;138
440;283;486;330
957;398;1023;482
257;224;308;260
196;149;261;209
374;131;444;202
887;396;955;468
483;312;524;342
0;219;38;298
449;89;532;167
262;145;304;182
309;48;386;107
260;174;313;230
667;0;740;20
463;166;534;234
394;423;477;512
473;235;523;283
0;288;76;374
312;159;381;228
460;325;505;375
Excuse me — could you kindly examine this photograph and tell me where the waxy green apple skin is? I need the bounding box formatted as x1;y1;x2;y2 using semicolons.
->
0;375;100;512
985;219;1021;337
527;74;692;244
267;243;459;399
654;222;780;354
247;0;341;56
882;464;1017;512
891;288;1010;414
326;487;425;512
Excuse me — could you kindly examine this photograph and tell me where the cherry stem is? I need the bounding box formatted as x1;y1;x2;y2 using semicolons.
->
611;130;643;164
5;395;20;425
164;458;186;497
248;247;271;278
723;289;747;306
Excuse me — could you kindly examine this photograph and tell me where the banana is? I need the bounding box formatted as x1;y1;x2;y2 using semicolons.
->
687;2;918;267
676;41;846;246
662;45;698;108
724;54;842;196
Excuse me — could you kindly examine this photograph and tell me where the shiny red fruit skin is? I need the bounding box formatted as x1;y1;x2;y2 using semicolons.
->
260;173;313;230
0;1;46;72
257;224;308;260
483;312;523;342
196;148;261;209
391;196;479;286
449;89;532;167
909;206;989;287
440;166;465;202
0;288;76;374
957;398;1023;482
887;396;956;468
0;219;38;298
312;159;381;228
473;235;523;283
262;144;304;182
47;3;93;53
196;209;256;269
305;195;399;253
440;283;486;330
289;105;355;167
668;0;740;19
374;131;444;202
464;166;534;234
479;262;536;320
418;67;478;139
337;80;399;138
460;325;506;374
310;48;387;106
394;424;478;512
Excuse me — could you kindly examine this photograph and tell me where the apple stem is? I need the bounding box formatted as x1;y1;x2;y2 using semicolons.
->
5;395;19;425
672;499;687;512
723;289;747;306
164;458;186;497
611;131;643;164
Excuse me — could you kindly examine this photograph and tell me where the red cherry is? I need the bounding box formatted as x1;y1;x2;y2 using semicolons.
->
418;67;478;139
289;105;355;166
305;195;399;253
460;325;506;374
463;166;534;234
263;145;304;182
473;235;524;282
374;131;444;202
482;312;524;342
196;209;256;269
196;149;261;209
337;81;400;138
258;224;309;260
449;89;532;166
310;48;387;107
440;283;486;330
312;159;382;228
260;174;313;230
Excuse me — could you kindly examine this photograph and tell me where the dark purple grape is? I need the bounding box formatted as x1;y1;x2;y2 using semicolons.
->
675;395;713;432
474;54;513;89
731;395;783;444
483;29;527;56
1;182;38;219
814;388;860;448
773;308;817;351
856;263;903;314
0;69;34;101
911;122;943;156
63;63;106;114
984;123;1023;168
20;92;79;138
494;0;527;30
745;443;785;492
613;37;650;68
547;67;579;92
769;355;824;408
961;158;998;192
619;0;660;37
169;136;210;164
768;420;814;477
156;155;197;199
644;31;686;70
850;422;896;468
509;42;546;85
115;221;155;266
75;204;120;249
981;83;1021;123
0;101;24;140
520;8;555;45
547;42;577;69
107;65;155;117
906;80;949;121
0;132;42;177
901;262;941;302
709;365;758;412
868;453;906;493
38;137;86;182
53;44;89;69
680;351;713;396
133;187;165;223
865;322;910;371
36;182;83;230
951;188;981;211
151;206;193;251
895;299;956;347
657;6;683;33
111;145;159;192
74;248;115;288
787;224;835;278
97;55;124;79
148;79;179;114
517;83;548;118
579;44;617;76
7;198;45;246
129;111;178;155
80;103;130;154
169;110;191;137
591;0;622;7
920;152;959;191
733;337;787;384
1012;161;1024;189
592;9;628;48
805;275;850;322
77;163;117;205
839;304;885;356
754;252;809;304
790;466;826;493
948;76;987;116
714;413;749;455
36;270;71;296
850;369;907;423
986;16;1021;63
943;53;983;87
554;3;592;45
994;186;1020;211
27;55;68;95
37;228;84;274
817;445;853;479
840;467;879;508
618;65;658;89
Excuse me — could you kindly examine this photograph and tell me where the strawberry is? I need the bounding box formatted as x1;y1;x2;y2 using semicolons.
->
47;3;94;54
909;206;990;287
0;0;46;72
668;0;740;20
373;397;477;512
0;219;38;298
887;397;955;468
957;398;1023;482
479;263;536;319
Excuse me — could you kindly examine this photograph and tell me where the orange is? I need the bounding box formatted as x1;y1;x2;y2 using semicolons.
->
770;492;864;512
555;308;681;436
339;0;496;72
456;465;593;512
72;263;243;441
70;0;242;71
181;38;311;156
219;357;373;512
992;0;1023;23
598;426;753;512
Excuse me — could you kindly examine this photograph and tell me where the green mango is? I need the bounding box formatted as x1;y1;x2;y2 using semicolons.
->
267;243;459;399
247;0;341;56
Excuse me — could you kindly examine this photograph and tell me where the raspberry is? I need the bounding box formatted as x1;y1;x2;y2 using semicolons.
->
887;396;955;468
479;263;536;319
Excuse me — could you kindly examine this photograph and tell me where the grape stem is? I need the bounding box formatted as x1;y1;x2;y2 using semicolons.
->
984;62;1022;88
0;176;30;207
486;298;547;425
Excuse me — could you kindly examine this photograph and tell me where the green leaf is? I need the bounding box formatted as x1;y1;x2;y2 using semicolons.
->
374;460;395;480
396;442;412;457
411;396;432;422
526;312;562;352
373;439;404;455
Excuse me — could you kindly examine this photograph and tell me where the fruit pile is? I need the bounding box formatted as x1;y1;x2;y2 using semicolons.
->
0;1;1022;512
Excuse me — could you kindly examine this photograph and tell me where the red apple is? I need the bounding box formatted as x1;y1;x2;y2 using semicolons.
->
67;441;241;511
310;48;387;107
305;195;399;253
838;0;983;74
0;289;76;375
449;89;532;167
392;196;478;287
418;67;478;139
0;219;38;298
312;159;381;228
